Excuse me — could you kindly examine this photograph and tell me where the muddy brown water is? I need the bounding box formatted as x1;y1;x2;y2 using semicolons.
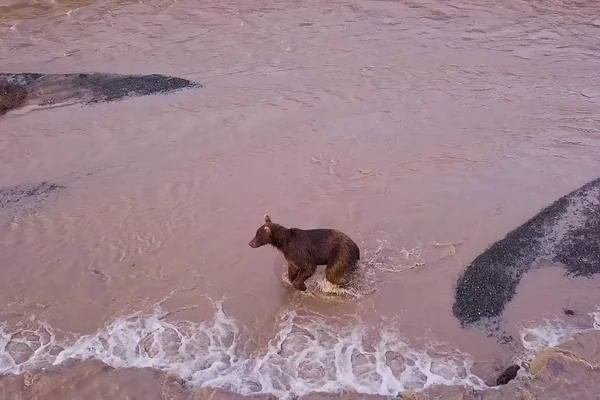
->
1;0;600;398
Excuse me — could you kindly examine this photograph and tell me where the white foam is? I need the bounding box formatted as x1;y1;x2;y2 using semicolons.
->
515;308;600;368
591;309;600;330
0;320;64;375
0;302;487;398
362;237;424;274
519;320;584;352
279;270;365;299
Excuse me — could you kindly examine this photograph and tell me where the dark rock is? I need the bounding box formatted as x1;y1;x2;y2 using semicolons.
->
563;308;575;316
0;77;27;115
453;177;600;332
495;364;520;385
0;181;65;209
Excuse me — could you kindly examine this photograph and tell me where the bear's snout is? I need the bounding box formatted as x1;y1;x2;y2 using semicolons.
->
248;237;260;248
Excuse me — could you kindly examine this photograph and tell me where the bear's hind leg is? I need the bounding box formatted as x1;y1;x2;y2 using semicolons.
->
325;256;357;287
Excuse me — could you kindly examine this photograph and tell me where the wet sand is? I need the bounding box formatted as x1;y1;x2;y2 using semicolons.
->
1;0;600;398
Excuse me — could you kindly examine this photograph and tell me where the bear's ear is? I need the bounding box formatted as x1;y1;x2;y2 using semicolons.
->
264;214;272;224
264;225;271;235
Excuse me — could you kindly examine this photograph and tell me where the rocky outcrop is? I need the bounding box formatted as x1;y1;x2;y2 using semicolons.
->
0;72;202;115
0;77;27;115
453;177;600;332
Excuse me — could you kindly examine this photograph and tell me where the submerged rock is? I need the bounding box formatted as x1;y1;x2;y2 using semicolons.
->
73;73;201;104
0;181;65;210
453;177;600;330
0;72;202;114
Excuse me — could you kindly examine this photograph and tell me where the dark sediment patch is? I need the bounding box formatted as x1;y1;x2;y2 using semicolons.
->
0;72;202;113
453;177;600;331
563;308;576;316
0;181;65;213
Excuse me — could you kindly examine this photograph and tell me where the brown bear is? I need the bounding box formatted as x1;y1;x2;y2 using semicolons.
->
248;214;360;291
0;77;27;115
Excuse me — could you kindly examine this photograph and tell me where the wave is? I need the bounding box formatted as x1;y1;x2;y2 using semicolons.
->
1;301;484;399
1;301;598;399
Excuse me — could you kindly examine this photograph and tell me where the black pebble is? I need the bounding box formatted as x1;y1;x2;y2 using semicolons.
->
496;364;520;385
563;308;575;316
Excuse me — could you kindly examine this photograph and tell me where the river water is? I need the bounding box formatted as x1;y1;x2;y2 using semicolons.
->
1;0;600;398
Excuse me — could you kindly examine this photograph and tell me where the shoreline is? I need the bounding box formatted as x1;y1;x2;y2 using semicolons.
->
2;328;599;399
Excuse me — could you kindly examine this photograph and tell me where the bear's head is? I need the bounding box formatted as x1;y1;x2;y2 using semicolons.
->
248;214;274;248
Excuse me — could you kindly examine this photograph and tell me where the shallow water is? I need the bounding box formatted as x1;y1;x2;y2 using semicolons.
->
1;0;600;398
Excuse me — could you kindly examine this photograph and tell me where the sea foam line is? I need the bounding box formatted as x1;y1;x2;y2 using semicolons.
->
2;303;599;399
0;301;486;399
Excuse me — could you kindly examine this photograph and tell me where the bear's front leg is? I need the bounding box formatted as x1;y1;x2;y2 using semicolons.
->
287;262;299;283
292;264;317;291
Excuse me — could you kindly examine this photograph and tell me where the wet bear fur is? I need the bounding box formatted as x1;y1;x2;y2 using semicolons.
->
0;77;27;115
248;215;360;291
